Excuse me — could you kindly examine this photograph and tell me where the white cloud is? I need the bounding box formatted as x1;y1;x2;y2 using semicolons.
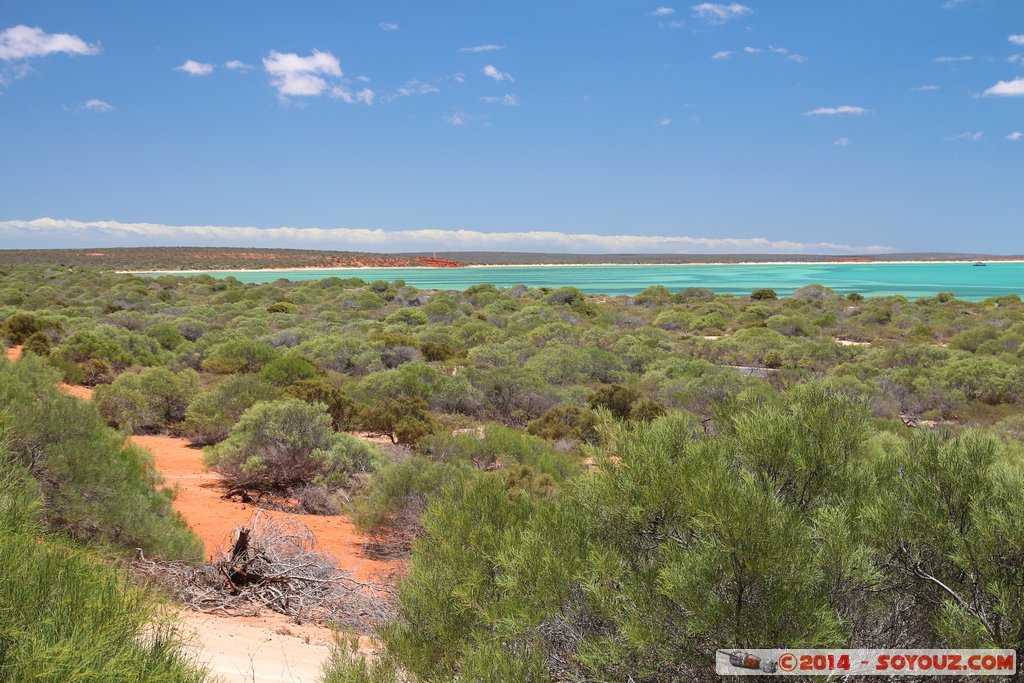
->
834;137;851;146
944;131;983;141
932;55;973;63
175;59;214;76
444;112;469;126
225;59;250;70
691;3;752;23
805;105;870;116
0;217;894;255
481;93;518;106
82;98;112;112
913;84;940;91
1009;35;1024;46
0;62;33;85
659;117;672;125
483;64;513;82
731;44;805;62
1009;54;1022;64
1006;131;1023;141
0;25;99;61
395;80;440;97
983;77;1024;96
262;50;341;98
651;7;676;16
379;23;399;31
460;44;504;53
331;86;375;105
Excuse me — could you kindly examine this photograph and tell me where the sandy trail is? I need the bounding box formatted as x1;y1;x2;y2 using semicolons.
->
4;345;22;361
134;435;400;584
174;610;363;683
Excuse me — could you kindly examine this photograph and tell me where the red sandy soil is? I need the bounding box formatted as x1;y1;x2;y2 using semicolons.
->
59;383;95;399
133;435;401;584
4;345;21;361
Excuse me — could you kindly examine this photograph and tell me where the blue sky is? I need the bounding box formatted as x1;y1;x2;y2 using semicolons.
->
1;1;1021;254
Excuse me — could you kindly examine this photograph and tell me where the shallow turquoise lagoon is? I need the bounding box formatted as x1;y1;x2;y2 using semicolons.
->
147;262;1024;301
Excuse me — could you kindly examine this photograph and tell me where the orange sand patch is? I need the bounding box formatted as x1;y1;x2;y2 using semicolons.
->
59;383;95;399
4;345;22;361
132;435;401;584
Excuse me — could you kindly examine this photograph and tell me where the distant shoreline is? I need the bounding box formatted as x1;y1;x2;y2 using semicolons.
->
122;258;1024;275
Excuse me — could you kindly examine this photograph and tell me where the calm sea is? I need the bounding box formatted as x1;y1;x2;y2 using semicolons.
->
147;262;1024;301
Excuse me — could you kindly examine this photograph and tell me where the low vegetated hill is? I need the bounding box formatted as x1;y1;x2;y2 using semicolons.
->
0;247;465;271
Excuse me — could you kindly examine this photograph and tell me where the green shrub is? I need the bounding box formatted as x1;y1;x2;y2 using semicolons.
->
358;397;437;445
183;373;281;445
1;312;61;344
285;378;358;430
259;353;319;386
60;327;161;369
751;288;778;300
94;367;199;433
201;338;278;373
320;636;400;683
145;321;186;350
22;330;52;356
0;468;206;682
527;404;600;443
267;301;298;314
587;384;641;420
205;399;379;490
350;456;464;533
0;358;201;559
421;341;456;362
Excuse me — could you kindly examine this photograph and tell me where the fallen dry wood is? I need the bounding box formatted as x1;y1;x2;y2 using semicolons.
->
132;509;396;633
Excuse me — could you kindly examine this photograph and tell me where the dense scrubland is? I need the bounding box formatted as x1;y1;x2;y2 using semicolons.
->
2;264;1024;681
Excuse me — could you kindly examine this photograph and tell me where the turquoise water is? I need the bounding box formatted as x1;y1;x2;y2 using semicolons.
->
151;262;1024;301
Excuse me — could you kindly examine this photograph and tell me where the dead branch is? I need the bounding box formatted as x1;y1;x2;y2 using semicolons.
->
130;508;397;632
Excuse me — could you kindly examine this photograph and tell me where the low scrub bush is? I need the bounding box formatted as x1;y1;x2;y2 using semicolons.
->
183;373;281;445
205;398;380;491
94;367;199;433
0;443;204;682
0;358;202;560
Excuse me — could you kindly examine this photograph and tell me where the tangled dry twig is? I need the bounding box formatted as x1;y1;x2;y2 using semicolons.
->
132;509;396;632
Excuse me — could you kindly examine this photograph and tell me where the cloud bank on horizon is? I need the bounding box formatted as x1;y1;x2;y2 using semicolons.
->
0;218;892;255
